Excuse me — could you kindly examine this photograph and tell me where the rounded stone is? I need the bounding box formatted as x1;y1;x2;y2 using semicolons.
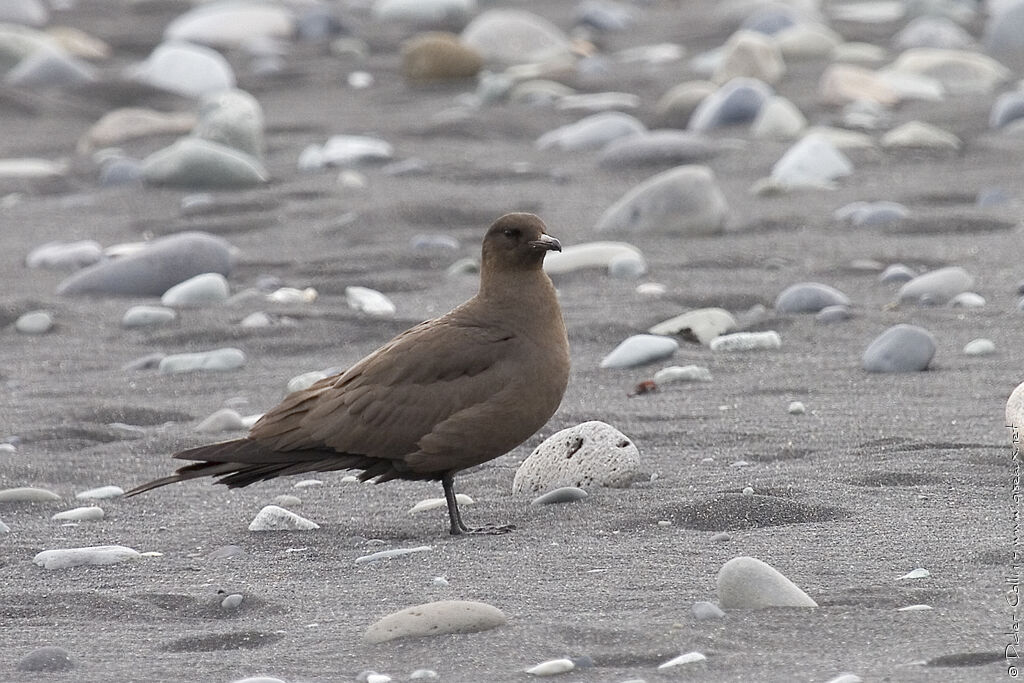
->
460;9;571;64
655;80;717;128
364;600;506;644
688;77;773;131
193;88;265;159
122;305;177;329
16;646;74;672
159;347;246;374
598;130;719;169
984;0;1024;72
531;486;588;505
963;338;995;356
815;305;851;324
649;307;736;345
15;310;53;334
717;556;817;608
595;165;728;235
898;266;973;305
600;334;679;369
401;32;482;82
143;137;268;189
713;29;785;84
164;1;295;49
513;421;641;493
26;240;103;269
991;91;1024;129
862;324;936;373
751;95;807;139
771;133;853;187
691;601;725;620
536;111;645;152
161;272;230;306
775;282;851;314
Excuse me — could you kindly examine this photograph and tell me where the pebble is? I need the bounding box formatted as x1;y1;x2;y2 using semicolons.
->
775;282;851;313
346;286;396;317
819;63;898;106
401;32;482;83
231;678;285;683
862;324;936;373
714;30;784;84
373;0;475;27
293;479;322;488
648;307;736;345
364;600;507;644
129;41;236;97
143;137;268;189
774;23;843;59
824;675;863;683
221;593;244;610
595;165;728;235
717;556;817;608
556;92;641;113
880;120;960;150
770;133;853;188
751;95;807;139
14;310;53;334
160;272;230;306
788;401;806;415
159;348;246;374
7;47;97;88
78;108;196;153
898;266;973;305
898;567;930;580
895;16;974;50
52;506;104;522
26;240;103;269
531;487;588;505
835;200;909;227
513;421;641;493
949;292;985;308
888;47;1010;95
653;365;712;384
240;312;272;328
691;601;725;620
879;263;916;283
599;334;679;369
248;505;319;531
0;157;67;179
122;305;177;329
963;338;995;356
287;370;329;393
655;80;716;128
196;408;245;433
544;241;645;276
266;286;317;304
0;486;62;503
193;88;266;159
409;670;440;680
525;658;574;676
409;495;472;514
16;646;74;672
709;331;781;352
658;652;707;669
33;545;141;570
815;305;851;324
597;130;718;169
688;77;773;131
57;232;235;297
164;1;295;49
123;353;166;371
991;91;1024;129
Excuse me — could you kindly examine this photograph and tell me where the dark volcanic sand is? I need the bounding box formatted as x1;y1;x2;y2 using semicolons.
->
1;1;1022;681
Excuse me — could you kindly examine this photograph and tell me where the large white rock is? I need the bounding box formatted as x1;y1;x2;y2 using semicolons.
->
364;600;506;643
717;556;817;608
164;0;295;49
648;307;737;345
513;421;641;493
595;165;728;235
770;133;852;188
129;41;236;98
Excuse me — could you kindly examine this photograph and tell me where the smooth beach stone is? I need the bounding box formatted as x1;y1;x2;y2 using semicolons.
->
99;157;143;187
556;92;640;113
862;324;936;372
536;111;645;151
835;200;908;227
16;646;74;672
654;365;712;384
14;310;52;334
963;338;995;356
76;485;123;499
248;504;319;531
143;137;268;189
287;370;329;393
531;486;588;505
164;0;295;49
648;307;736;345
818;63;898;106
122;305;176;329
5;47;97;88
401;32;482;82
770;133;852;188
990;91;1024;129
129;41;236;98
775;282;851;313
525;658;575;676
33;545;141;570
691;601;725;620
658;652;707;669
894;15;974;50
598;130;718;168
607;252;647;279
595;165;728;235
239;311;272;328
950;292;985;308
740;4;801;34
544;241;644;276
52;506;104;522
346;286;396;317
688;77;773;131
78;107;196;153
709;331;781;352
374;0;476;27
0;157;65;179
823;675;862;683
984;0;1024;72
193;88;265;159
159;347;246;373
773;22;843;59
364;600;507;644
123;352;166;371
196;407;245;433
880;120;960;150
577;0;637;32
600;334;678;369
355;546;433;565
506;78;573;105
273;494;301;507
878;264;917;285
887;47;1010;94
408;494;472;514
58;232;234;297
161;272;230;306
512;421;641;493
221;593;244;610
26;240;103;269
815;304;851;323
713;30;785;84
461;9;571;64
299;135;393;170
751;95;807;139
655;80;717;128
898;266;973;304
0;486;61;503
717;556;817;608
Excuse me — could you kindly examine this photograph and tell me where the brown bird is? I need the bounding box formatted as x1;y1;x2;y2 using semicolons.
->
127;213;570;535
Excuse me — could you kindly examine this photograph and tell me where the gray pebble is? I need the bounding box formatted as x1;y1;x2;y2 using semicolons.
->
363;599;506;644
0;518;9;533
596;165;728;236
536;111;645;151
161;272;230;306
531;487;588;505
691;601;725;620
689;77;772;131
898;266;973;305
221;593;244;610
76;485;124;499
879;263;916;283
815;305;851;324
949;292;985;308
16;646;75;672
159;348;245;374
26;240;103;269
598;130;718;169
718;555;817;608
122;305;176;328
775;282;850;313
196;407;245;433
15;310;53;334
123;352;166;371
862;324;936;373
0;486;62;503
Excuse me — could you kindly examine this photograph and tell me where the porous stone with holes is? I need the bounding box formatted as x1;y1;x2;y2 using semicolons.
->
512;421;641;494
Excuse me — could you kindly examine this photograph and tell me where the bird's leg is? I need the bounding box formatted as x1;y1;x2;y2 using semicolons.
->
442;472;514;536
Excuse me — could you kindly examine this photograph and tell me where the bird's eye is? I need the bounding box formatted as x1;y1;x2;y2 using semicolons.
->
502;228;520;239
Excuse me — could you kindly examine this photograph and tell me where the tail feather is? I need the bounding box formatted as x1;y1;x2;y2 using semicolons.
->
126;437;433;497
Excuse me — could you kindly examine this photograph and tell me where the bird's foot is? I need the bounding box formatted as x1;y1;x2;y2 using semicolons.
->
450;523;515;536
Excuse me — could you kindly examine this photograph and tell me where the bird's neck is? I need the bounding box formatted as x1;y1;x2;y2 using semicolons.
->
477;267;562;326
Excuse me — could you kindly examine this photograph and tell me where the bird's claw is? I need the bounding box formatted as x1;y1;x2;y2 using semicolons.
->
452;523;516;536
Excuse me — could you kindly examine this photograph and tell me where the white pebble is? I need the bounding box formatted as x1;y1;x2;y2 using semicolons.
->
355;545;432;565
824;675;863;683
409;670;439;680
600;334;678;369
709;331;781;352
121;305;177;328
160;272;230;306
267;286;317;304
33;545;141;570
787;401;806;414
196;407;245;433
293;479;322;488
346;286;396;316
963;338;995;356
636;282;667;296
273;494;301;507
248;505;319;531
742;486;754;496
76;485;123;499
15;310;53;334
51;506;104;522
653;365;712;384
408;495;473;514
239;311;272;328
221;593;244;609
287;370;329;393
525;658;575;676
658;652;707;669
159;348;245;373
897;604;932;612
949;291;985;308
0;487;62;502
897;567;930;580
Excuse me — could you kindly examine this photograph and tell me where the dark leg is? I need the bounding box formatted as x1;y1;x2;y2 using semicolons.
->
441;472;514;536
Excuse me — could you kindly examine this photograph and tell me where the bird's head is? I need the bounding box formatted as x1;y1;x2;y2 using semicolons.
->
481;213;561;272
